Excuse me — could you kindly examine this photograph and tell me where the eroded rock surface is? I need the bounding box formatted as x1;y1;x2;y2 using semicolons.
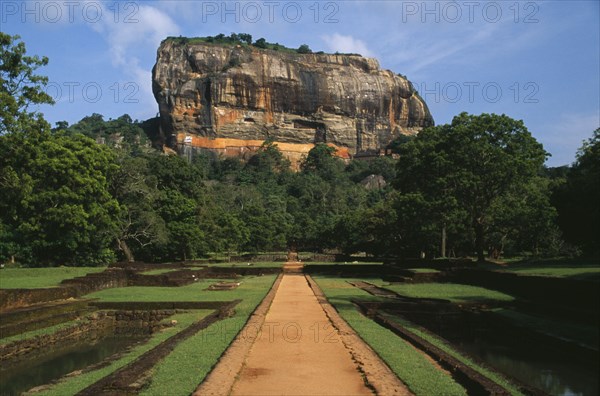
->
152;39;434;166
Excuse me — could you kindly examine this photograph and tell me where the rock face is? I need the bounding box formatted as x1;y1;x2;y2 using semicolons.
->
152;39;433;167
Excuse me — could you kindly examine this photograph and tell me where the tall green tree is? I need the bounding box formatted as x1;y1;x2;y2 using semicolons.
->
110;153;167;262
0;131;120;265
395;113;547;261
553;129;600;256
1;33;54;135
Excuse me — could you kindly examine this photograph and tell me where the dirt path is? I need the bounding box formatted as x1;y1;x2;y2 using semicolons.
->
196;266;410;395
230;273;372;395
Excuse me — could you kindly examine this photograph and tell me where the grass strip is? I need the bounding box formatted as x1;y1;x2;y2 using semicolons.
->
370;281;514;303
140;275;277;395
197;261;285;268
313;276;467;396
87;279;234;302
504;266;600;279
34;311;211;396
0;268;105;289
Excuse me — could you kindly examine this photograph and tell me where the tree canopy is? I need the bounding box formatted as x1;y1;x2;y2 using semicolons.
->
395;113;548;261
0;33;54;135
0;34;587;266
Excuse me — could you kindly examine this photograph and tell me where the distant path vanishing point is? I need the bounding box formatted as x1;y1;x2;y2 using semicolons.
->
195;263;410;396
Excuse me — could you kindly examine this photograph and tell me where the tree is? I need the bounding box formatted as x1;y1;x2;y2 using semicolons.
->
239;140;291;185
553;129;600;256
0;33;54;135
488;177;560;257
110;153;167;262
0;131;120;265
238;33;252;45
297;44;312;54
254;38;267;49
395;113;547;261
301;144;344;181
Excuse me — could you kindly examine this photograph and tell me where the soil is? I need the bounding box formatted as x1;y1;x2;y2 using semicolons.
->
196;263;411;395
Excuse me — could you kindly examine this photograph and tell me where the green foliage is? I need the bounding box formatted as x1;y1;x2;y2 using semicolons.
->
0;32;572;264
0;33;54;135
0;131;120;266
301;143;344;180
553;129;600;256
164;34;318;54
488;177;560;256
297;44;312;54
254;37;267;48
394;113;548;261
59;113;150;152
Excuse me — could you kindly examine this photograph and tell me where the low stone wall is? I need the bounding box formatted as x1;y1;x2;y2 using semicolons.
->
0;287;78;311
60;269;128;294
0;308;182;362
1;269;129;311
0;312;114;362
110;309;176;335
90;301;230;310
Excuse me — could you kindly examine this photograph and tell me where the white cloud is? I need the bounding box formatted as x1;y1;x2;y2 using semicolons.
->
88;3;180;119
95;4;179;67
321;33;374;57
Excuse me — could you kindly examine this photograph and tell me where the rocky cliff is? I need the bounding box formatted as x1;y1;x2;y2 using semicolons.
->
152;38;433;166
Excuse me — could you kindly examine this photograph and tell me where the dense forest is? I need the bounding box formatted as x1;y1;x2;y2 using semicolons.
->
1;33;598;267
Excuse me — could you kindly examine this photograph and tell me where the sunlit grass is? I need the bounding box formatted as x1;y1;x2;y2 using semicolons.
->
0;267;105;289
141;275;276;395
504;266;600;279
86;278;257;302
372;281;515;303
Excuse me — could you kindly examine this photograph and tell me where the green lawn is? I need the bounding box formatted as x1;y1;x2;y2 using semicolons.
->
503;266;600;279
0;267;106;289
372;281;515;303
38;275;277;396
313;276;467;396
141;275;277;395
86;278;260;302
407;268;441;273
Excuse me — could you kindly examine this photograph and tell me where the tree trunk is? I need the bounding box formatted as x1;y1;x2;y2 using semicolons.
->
441;225;447;258
118;239;135;262
474;219;485;262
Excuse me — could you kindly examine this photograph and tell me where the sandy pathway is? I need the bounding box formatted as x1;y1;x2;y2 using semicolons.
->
229;273;373;396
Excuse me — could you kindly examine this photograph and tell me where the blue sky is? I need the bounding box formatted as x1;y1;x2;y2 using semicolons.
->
2;0;598;166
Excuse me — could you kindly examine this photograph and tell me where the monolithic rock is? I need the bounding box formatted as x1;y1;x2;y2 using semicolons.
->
152;38;433;167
